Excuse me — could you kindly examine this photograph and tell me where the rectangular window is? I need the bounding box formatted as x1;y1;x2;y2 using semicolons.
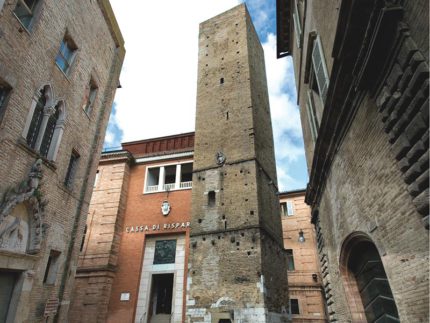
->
286;249;295;271
311;35;330;103
145;163;193;193
0;81;11;121
43;250;61;285
286;201;294;216
180;163;193;188
153;240;177;265
64;151;79;189
292;0;302;48
280;202;287;216
93;170;100;187
306;91;319;142
13;0;40;30
83;80;98;115
55;36;77;75
290;299;300;314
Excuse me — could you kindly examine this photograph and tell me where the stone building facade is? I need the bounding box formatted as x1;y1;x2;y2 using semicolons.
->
280;190;326;322
277;0;428;322
69;133;194;323
186;4;289;323
0;1;124;322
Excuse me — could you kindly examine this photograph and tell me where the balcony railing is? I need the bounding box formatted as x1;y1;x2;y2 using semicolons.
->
146;185;158;193
180;181;192;189
145;181;192;193
164;183;176;191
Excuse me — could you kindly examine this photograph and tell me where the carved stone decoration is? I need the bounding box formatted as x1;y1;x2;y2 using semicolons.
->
215;151;226;165
161;200;171;216
0;159;47;254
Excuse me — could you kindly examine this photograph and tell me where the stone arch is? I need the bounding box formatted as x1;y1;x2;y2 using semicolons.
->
0;159;45;254
339;232;399;323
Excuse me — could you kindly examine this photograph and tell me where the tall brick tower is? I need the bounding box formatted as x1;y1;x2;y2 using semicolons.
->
187;4;289;322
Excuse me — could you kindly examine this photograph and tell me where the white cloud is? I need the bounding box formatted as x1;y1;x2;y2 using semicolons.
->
108;1;307;190
110;0;241;142
262;33;307;190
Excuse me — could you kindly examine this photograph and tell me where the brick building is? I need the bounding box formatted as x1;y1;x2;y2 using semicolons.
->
277;0;429;322
280;190;326;322
69;133;194;323
0;1;124;322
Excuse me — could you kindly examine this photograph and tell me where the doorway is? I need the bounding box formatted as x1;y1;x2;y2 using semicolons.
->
148;273;174;323
0;271;19;322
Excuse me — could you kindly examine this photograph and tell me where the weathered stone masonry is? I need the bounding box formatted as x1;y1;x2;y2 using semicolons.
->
187;4;289;323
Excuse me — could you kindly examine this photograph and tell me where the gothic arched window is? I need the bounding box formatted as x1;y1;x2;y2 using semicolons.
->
39;104;59;157
22;86;66;161
26;87;46;149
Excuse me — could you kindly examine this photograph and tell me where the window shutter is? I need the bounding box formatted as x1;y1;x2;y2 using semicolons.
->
292;0;302;48
306;91;319;142
287;201;294;216
312;36;330;103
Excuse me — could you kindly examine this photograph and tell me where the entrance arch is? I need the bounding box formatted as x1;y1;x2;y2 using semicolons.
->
340;233;399;322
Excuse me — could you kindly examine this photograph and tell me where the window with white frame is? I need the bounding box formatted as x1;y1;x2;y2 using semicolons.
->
145;162;193;193
55;35;77;75
292;0;302;48
281;201;295;216
306;90;319;143
13;0;41;31
311;35;330;103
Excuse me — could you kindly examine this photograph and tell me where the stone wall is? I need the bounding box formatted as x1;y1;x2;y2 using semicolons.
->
188;4;288;322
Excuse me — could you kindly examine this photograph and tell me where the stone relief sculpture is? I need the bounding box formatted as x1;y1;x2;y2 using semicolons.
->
0;159;46;254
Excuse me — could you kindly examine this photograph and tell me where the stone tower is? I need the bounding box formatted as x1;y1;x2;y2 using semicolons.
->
187;4;289;322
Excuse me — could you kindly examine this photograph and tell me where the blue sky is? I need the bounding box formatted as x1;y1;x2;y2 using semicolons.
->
106;0;308;191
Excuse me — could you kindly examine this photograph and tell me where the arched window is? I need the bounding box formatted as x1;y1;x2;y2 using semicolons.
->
39;104;59;157
26;87;46;148
340;234;400;323
22;85;65;161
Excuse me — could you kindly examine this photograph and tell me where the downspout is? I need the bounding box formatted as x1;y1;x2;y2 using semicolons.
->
54;46;123;322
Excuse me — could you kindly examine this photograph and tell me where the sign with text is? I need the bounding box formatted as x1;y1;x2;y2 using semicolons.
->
125;222;190;233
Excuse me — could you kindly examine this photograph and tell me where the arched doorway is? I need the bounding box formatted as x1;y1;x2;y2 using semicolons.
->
340;233;399;322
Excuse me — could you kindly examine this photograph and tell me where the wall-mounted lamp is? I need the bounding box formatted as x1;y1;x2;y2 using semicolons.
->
298;229;305;243
312;273;318;282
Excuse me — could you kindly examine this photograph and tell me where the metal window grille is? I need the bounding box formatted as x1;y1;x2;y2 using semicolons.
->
39;106;59;157
312;36;330;103
26;90;45;148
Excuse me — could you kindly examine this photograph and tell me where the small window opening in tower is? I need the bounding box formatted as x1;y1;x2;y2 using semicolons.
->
220;78;224;84
208;191;216;206
226;111;229;120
